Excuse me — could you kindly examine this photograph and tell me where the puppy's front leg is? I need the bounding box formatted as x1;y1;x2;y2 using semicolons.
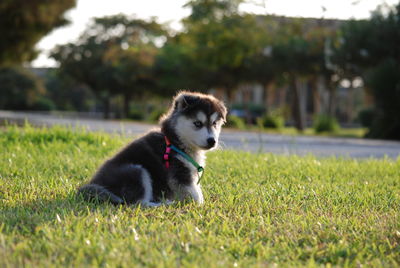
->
186;184;204;204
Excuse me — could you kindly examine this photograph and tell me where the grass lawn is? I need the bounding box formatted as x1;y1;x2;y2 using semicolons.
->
236;126;367;139
1;126;399;267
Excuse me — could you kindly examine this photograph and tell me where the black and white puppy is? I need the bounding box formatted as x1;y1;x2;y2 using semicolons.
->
78;91;227;206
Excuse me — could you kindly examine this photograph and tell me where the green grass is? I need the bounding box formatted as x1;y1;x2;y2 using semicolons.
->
0;126;399;267
236;126;367;139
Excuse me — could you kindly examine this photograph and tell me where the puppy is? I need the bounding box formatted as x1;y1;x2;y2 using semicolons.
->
78;91;227;206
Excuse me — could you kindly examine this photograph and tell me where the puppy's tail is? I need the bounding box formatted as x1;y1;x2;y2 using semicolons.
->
77;184;124;205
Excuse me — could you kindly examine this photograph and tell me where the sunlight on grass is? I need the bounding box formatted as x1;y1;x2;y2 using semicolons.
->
237;126;367;139
0;126;399;267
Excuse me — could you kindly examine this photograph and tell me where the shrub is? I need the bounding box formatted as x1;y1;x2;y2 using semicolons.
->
257;114;284;129
128;111;144;121
364;59;400;140
0;66;45;110
313;115;340;133
128;105;145;120
31;97;56;111
358;108;374;128
225;115;246;129
148;108;166;122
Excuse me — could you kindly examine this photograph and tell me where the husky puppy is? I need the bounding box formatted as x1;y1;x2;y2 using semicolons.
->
78;91;227;206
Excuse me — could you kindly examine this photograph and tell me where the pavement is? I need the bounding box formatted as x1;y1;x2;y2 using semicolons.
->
1;110;400;159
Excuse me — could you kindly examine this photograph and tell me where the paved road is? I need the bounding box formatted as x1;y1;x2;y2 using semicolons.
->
1;111;400;159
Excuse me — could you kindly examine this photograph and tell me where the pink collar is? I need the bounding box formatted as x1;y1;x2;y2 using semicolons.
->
164;136;171;169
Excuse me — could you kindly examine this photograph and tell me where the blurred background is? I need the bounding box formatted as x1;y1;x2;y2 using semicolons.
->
1;0;399;140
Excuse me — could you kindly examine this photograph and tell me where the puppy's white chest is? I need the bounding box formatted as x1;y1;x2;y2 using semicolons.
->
176;153;205;184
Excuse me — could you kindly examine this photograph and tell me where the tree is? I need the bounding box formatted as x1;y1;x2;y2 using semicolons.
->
179;0;264;99
45;70;95;111
51;37;116;118
336;3;400;139
51;14;166;118
0;0;76;66
365;59;400;139
0;66;45;110
260;16;340;131
184;0;242;23
105;44;159;117
154;39;198;93
268;19;316;131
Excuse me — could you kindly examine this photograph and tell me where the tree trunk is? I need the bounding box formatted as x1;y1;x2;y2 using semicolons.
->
225;88;235;104
310;76;321;116
290;75;305;131
214;88;226;102
262;84;268;113
263;81;273;113
103;97;110;119
327;83;336;117
346;79;354;123
243;86;252;124
123;93;131;119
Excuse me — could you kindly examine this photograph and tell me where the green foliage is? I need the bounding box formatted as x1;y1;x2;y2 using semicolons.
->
127;103;166;122
184;0;243;23
154;42;197;93
313;114;340;133
269;17;338;131
128;108;145;121
45;70;95;111
51;15;166;118
225;115;246;129
337;3;400;140
358;107;374;128
51;35;116;114
147;108;167;123
46;3;339;130
31;97;56;111
0;66;45;110
0;126;399;266
177;3;266;93
257;113;285;129
0;0;76;66
364;59;400;139
10;0;396;140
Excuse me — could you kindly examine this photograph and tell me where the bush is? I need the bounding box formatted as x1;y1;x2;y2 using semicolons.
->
364;59;400;140
128;104;146;120
31;97;56;111
129;111;144;120
257;114;284;129
0;66;45;110
128;104;167;123
128;110;144;121
225;115;246;129
358;108;374;128
313;115;340;133
148;108;166;122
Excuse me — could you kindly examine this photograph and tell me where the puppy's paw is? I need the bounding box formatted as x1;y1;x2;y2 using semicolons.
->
195;195;204;205
165;200;175;205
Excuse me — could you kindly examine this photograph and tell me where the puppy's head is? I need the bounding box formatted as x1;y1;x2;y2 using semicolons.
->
167;91;227;151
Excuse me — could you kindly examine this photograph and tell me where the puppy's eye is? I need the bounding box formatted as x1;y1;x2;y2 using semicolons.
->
212;121;217;127
193;121;203;128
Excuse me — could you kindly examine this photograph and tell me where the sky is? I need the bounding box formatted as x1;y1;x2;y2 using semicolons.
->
31;0;398;67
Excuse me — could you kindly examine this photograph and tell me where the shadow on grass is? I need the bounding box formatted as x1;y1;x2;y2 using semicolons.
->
0;193;194;235
0;194;123;235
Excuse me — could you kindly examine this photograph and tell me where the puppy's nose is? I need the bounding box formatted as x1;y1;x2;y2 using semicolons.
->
207;137;216;147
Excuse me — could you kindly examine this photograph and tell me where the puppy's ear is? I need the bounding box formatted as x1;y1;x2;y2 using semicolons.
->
221;105;228;124
216;100;228;124
174;93;199;111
